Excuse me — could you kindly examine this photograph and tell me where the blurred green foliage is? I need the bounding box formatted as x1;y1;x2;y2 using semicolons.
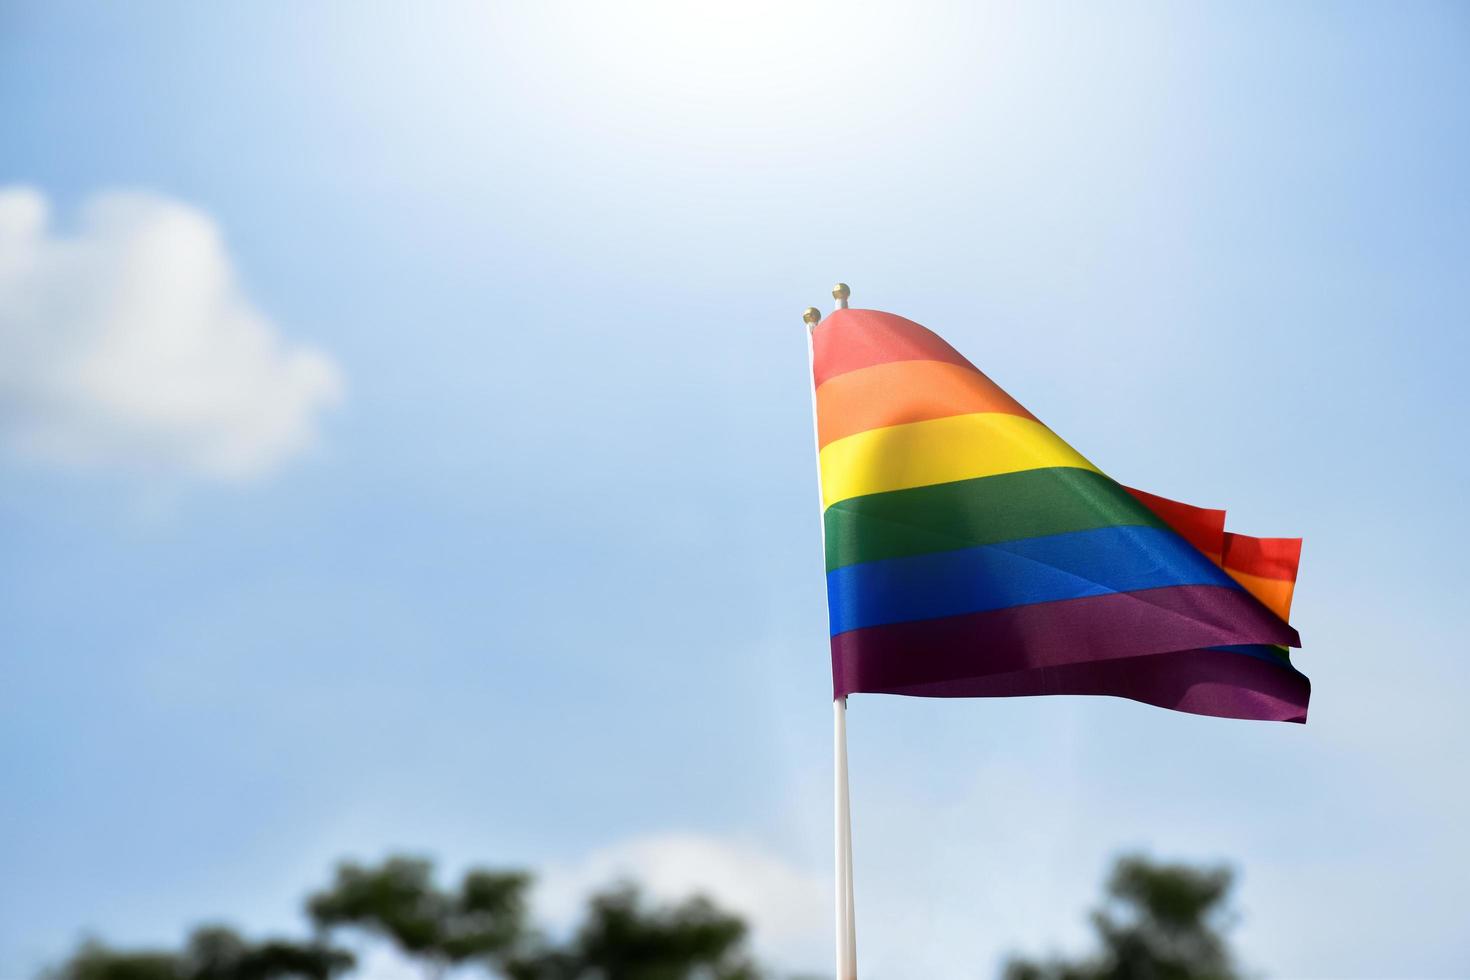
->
306;857;529;971
1004;854;1242;980
505;883;757;980
48;852;1247;980
45;926;352;980
48;855;760;980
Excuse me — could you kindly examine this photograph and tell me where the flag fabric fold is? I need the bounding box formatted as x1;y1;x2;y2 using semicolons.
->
813;308;1309;722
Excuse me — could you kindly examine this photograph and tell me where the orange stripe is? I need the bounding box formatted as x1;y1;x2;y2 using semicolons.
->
815;359;1035;448
1222;533;1301;582
1226;568;1297;621
1122;493;1304;620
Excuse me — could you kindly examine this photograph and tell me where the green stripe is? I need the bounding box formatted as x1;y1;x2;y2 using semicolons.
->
824;466;1168;572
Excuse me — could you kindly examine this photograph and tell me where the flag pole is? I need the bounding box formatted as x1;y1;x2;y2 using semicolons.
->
806;283;857;980
834;695;855;979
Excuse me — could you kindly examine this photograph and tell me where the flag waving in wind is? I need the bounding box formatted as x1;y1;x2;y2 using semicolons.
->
813;307;1309;722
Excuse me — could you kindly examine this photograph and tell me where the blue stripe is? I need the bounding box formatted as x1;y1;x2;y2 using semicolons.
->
826;525;1242;635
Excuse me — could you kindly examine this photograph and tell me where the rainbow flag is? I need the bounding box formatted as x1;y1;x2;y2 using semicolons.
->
813;308;1309;722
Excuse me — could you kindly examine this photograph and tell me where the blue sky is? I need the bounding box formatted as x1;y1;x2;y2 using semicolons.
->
2;2;1468;977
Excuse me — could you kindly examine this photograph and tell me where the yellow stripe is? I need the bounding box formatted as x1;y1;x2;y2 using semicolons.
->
1225;569;1297;621
819;412;1100;508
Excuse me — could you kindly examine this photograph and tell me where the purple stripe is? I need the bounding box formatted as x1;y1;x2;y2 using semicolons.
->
847;648;1310;723
831;584;1300;700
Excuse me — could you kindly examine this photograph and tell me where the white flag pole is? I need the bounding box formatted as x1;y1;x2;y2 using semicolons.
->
834;696;855;978
805;283;857;980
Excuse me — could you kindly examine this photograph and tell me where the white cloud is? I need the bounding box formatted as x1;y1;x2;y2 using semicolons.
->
0;186;342;481
536;832;829;973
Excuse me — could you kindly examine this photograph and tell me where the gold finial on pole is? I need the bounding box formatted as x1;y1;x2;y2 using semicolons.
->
832;283;850;310
803;306;822;327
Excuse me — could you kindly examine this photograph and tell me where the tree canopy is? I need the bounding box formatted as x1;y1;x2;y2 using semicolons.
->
504;883;758;980
49;851;1251;980
46;926;352;980
306;857;529;973
51;855;761;980
1004;854;1243;980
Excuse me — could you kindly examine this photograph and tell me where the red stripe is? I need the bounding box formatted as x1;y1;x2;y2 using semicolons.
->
1222;533;1302;582
811;309;975;387
1122;487;1226;558
1124;490;1304;585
